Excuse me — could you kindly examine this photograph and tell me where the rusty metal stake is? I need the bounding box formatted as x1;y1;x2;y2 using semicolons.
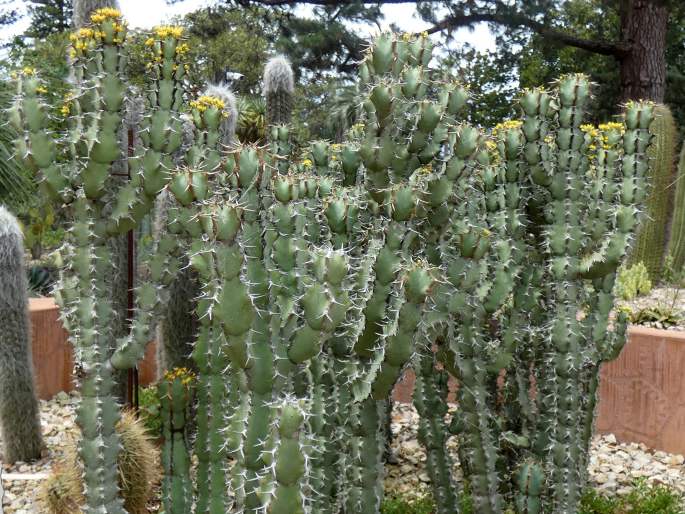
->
125;127;139;414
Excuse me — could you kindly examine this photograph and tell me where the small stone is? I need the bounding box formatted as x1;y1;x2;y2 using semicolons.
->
54;391;69;404
667;454;684;466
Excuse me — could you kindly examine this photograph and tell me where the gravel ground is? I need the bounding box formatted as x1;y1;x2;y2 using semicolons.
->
385;403;685;500
2;394;685;512
618;285;685;331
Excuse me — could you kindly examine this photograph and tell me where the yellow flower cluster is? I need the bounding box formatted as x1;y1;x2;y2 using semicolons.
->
484;139;500;163
176;43;190;56
35;86;47;94
598;121;624;133
70;27;96;42
10;67;36;79
418;163;433;174
69;22;127;55
60;93;73;116
190;95;226;112
90;8;123;23
580;123;598;138
492;119;522;137
302;159;313;168
581;121;625;152
164;366;196;386
154;26;184;39
400;30;429;42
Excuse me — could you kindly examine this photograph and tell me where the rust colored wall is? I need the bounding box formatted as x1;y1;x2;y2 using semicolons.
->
29;298;157;400
138;340;158;385
29;298;73;400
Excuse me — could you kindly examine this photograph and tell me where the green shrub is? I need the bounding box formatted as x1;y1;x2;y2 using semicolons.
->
138;386;161;437
626;305;682;328
616;262;653;300
580;480;684;514
381;495;435;514
383;481;684;514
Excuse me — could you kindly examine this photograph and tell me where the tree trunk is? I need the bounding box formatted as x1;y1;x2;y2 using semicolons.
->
619;0;668;102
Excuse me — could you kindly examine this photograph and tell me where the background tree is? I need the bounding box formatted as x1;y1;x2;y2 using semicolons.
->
26;0;72;39
181;6;271;93
0;0;21;30
213;0;676;106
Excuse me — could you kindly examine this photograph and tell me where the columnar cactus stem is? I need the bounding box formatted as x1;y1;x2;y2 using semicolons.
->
345;397;385;514
159;368;195;514
167;94;239;514
629;104;676;279
13;12;187;513
414;348;460;514
268;401;307;514
370;264;434;399
0;206;44;464
667;145;685;270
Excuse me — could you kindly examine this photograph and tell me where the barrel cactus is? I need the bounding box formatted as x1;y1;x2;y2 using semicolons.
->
264;55;294;129
40;411;159;514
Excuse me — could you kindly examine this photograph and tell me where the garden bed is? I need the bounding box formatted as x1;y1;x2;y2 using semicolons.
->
617;285;685;331
1;394;684;514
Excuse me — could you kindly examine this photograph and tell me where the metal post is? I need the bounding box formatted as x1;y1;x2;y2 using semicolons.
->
125;127;139;413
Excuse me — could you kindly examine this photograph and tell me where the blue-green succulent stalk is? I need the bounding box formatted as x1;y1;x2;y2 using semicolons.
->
11;12;187;513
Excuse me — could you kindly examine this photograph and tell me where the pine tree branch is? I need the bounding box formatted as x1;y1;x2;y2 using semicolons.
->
425;11;629;57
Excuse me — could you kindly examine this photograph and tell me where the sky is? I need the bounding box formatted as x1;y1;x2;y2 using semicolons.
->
2;0;496;52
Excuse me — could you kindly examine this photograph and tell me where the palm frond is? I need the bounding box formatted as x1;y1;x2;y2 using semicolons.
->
0;85;34;210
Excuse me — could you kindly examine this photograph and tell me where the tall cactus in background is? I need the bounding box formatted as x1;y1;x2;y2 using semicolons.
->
0;206;43;463
155;83;238;375
630;104;677;280
12;16;655;514
204;84;238;148
264;55;294;130
667;144;685;273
